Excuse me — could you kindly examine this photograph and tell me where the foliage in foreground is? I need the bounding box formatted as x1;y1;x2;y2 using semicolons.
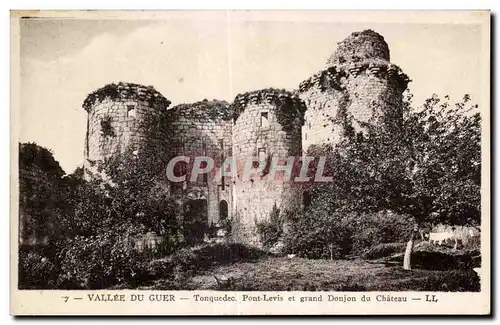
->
282;93;481;259
283;210;415;259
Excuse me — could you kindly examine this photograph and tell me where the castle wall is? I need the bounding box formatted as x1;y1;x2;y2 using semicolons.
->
231;90;304;245
167;100;233;226
85;99;152;162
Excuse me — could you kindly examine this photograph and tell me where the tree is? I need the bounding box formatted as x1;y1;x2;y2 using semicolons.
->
357;93;479;269
300;93;481;269
402;94;481;229
18;142;66;245
56;148;183;288
398;94;481;268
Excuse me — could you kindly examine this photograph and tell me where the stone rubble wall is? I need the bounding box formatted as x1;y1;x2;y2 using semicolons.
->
298;70;347;152
326;29;391;67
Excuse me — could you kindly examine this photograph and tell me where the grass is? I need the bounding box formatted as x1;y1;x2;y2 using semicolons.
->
130;242;480;292
145;255;479;292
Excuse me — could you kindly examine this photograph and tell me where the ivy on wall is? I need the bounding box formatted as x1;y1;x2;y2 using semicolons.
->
298;67;347;93
170;99;232;121
82;82;171;112
231;88;307;133
326;29;390;67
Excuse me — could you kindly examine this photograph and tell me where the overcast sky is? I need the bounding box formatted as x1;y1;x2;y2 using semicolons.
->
18;12;485;173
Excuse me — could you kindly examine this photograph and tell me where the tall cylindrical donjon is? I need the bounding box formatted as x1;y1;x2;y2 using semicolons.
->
328;29;409;129
231;89;305;245
300;29;410;152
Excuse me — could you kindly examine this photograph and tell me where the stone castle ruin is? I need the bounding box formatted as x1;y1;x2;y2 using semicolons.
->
82;30;410;245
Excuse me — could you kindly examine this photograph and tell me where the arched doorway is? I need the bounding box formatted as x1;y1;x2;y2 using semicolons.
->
219;200;228;221
182;199;208;245
303;191;311;208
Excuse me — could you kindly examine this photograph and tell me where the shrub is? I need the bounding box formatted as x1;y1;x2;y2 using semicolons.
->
218;216;233;237
18;250;58;289
283;209;352;259
179;243;265;271
170;248;198;273
192;242;266;264
57;233;146;289
144;258;175;279
411;242;480;270
255;204;284;249
463;234;481;250
361;243;407;260
347;211;415;255
283;207;415;259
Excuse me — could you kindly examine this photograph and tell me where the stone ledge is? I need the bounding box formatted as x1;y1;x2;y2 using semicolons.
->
83;82;171;112
231;88;306;126
299;62;410;93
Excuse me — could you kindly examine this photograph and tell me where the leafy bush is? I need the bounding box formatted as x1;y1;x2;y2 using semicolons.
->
144;258;175;279
463;234;481;250
361;243;406;260
283;209;352;259
18;249;58;289
411;242;480;270
140;242;267;290
194;242;266;264
48;149;184;289
172;243;266;273
57;232;146;289
139;257;191;290
146;243;266;280
255;204;284;249
283;207;414;259
347;211;415;255
218;216;233;237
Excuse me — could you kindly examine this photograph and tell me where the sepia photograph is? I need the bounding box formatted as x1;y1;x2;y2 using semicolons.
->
10;10;490;315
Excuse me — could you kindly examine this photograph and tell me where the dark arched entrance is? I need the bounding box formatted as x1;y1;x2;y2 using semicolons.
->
303;191;311;208
219;200;228;221
182;199;207;245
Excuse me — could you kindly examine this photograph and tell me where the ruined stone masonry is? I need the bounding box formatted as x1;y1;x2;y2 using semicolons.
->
83;83;171;174
82;30;410;245
299;29;409;151
231;89;305;244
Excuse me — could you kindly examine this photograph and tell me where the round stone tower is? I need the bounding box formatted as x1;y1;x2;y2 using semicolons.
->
332;30;409;128
299;30;410;152
82;82;171;175
326;29;390;67
231;88;305;245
